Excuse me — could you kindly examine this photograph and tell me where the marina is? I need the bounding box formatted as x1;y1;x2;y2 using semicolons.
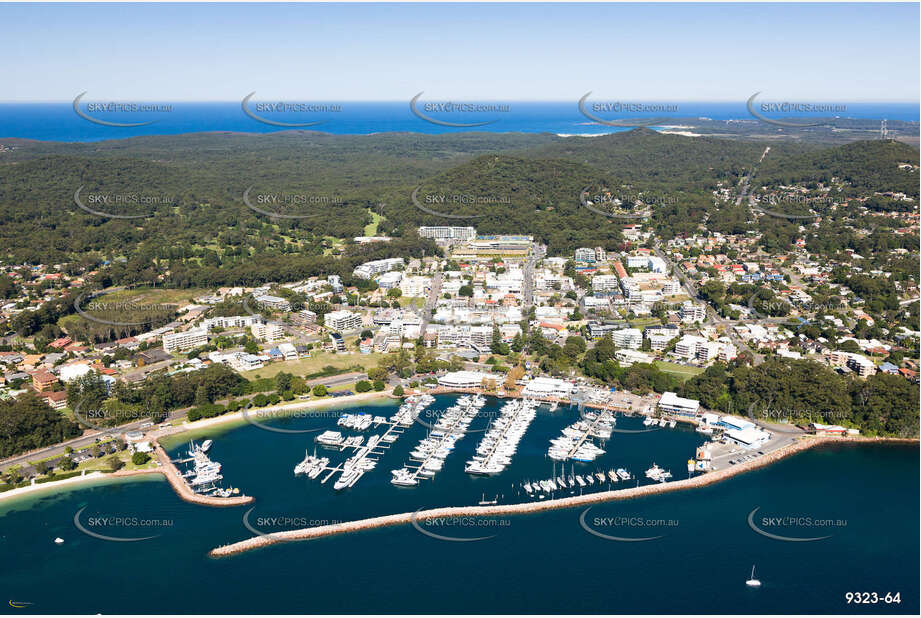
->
301;394;435;491
465;399;539;475
391;394;487;486
173;440;241;498
547;409;615;462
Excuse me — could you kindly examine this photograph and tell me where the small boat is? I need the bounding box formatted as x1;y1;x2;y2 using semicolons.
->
201;439;213;452
607;469;618;482
668;419;677;428
54;537;64;545
548;401;559;412
745;565;761;587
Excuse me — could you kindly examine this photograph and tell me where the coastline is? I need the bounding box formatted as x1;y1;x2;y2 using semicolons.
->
209;435;918;558
154;389;396;447
0;390;397;508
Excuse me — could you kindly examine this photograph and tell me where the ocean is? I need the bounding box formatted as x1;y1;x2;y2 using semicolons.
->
0;395;917;614
0;101;917;142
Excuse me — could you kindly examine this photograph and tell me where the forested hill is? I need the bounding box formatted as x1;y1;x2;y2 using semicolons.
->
0;129;914;288
758;139;920;197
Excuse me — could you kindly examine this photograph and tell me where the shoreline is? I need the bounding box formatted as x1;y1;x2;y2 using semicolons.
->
153;389;396;447
209;435;918;557
0;468;163;508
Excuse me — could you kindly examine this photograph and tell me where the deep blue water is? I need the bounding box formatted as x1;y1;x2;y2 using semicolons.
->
0;395;917;614
0;101;917;142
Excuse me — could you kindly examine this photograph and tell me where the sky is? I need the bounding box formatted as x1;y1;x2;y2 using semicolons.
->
2;2;919;102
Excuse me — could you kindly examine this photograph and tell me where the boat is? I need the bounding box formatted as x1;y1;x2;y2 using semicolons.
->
745;565;762;587
316;430;344;447
390;468;418;487
616;468;632;481
585;474;594;485
575;475;586;487
548;401;558;412
607;469;618;482
54;537;64;545
595;471;606;483
478;493;499;505
201;439;213;452
669;419;677;428
642;417;655;426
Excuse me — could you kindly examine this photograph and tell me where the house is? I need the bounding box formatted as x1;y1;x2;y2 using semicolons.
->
135;348;172;366
41;390;69;410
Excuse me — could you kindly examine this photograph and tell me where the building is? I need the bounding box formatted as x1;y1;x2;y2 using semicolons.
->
329;332;346;352
810;423;848;436
353;258;403;280
587;321;628;339
58;363;93;383
591;275;621;294
325;310;363;332
574;247;596;263
657;391;700;416
254;295;291;312
846;353;876;377
521;377;573;399
438;370;494;389
724;426;771;449
291;309;318;326
162;329;208;353
31;370;58;392
202;315;263;331
376;271;403;289
681;301;706;323
418;226;477;241
277;342;298;361
612;328;642;350
675;335;707;359
251;322;284;343
327;275;343;293
41;390;69;410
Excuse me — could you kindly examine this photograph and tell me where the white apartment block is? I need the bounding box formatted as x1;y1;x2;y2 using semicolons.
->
254;295;291;311
163;329;208;353
251;322;284;343
681;301;707;323
202;315;263;331
675;335;708;359
647;332;673;351
591;275;621;293
353;258;404;280
325;310;363;332
574;247;596;262
418;226;477;241
612;328;643;350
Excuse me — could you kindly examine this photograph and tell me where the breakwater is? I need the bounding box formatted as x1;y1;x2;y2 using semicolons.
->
153;443;254;507
210;434;914;557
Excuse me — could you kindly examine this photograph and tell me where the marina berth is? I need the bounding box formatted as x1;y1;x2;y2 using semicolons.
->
547;411;614;462
465;399;538;475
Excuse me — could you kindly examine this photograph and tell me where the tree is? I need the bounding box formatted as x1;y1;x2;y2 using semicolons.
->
372;380;386;391
107;455;125;472
367;366;389;382
58;456;77;471
131;451;151;466
458;284;474;297
194;385;210;407
355;380;372;393
312;385;328;397
392;385;404;397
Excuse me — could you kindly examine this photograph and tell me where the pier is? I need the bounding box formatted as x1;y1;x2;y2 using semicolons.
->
153;443;253;507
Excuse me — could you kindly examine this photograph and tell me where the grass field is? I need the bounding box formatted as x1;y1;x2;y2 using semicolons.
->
364;209;386;236
654;361;705;381
241;350;384;380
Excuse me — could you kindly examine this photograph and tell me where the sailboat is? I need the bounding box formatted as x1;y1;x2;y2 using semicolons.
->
745;565;761;587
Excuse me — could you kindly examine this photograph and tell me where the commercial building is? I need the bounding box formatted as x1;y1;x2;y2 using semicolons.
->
591;275;621;294
657;391;700;416
521;377;574;399
438;370;494;389
418;226;477;241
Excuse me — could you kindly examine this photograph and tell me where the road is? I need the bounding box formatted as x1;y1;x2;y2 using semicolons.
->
420;269;442;336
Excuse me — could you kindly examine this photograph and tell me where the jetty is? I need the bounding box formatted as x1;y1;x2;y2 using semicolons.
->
153;444;253;507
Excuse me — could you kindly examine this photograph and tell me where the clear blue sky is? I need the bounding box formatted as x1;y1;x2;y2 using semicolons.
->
2;2;918;102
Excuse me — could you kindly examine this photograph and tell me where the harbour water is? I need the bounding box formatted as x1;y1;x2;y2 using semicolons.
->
0;395;917;614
